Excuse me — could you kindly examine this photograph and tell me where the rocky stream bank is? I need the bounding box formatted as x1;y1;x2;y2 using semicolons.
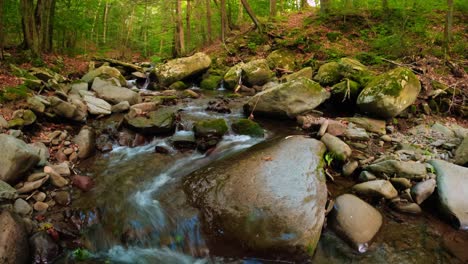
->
0;51;467;263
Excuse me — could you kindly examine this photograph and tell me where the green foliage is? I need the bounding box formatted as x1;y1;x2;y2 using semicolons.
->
0;84;31;102
326;32;342;42
355;52;382;65
325;152;334;167
150;55;162;64
72;248;92;261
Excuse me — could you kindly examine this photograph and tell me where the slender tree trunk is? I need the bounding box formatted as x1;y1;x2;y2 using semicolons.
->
220;0;228;42
91;0;102;43
103;0;110;44
175;0;185;56
206;0;212;44
186;0;191;50
237;0;243;24
444;0;454;51
0;0;4;59
143;0;149;57
240;0;262;33
270;0;277;18
125;5;136;48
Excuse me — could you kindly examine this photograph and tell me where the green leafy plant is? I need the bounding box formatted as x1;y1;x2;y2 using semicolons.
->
325;152;335;167
72;248;92;261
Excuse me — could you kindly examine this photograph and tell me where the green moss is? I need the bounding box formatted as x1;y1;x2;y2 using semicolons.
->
313;62;341;86
331;79;361;101
193;119;229;138
169;81;188;90
152;95;178;104
201;75;222;90
7;118;25;128
231;119;264;137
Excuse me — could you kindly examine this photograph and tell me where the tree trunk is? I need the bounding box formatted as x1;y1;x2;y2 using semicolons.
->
0;0;4;60
186;0;192;49
20;0;56;56
220;0;228;42
270;0;277;18
206;0;212;44
444;0;454;48
175;0;185;56
240;0;262;33
237;0;243;24
91;0;102;43
103;0;110;44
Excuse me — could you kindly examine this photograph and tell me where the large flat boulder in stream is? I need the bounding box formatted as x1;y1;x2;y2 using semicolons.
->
357;67;421;118
0;134;40;184
185;136;328;254
124;108;176;135
429;159;468;230
0;211;30;264
244;77;330;118
91;85;140;105
153;52;211;87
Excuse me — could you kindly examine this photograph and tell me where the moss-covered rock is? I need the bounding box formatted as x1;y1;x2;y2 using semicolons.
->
232;119;264;137
169;81;188;90
201;75;222;90
338;58;373;86
244;77;330;118
242;59;275;87
153;52;211;87
81;66;127;86
193;119;229;138
224;63;244;90
124;108;176;135
357;67;421;118
331;79;361;102
313;62;341;86
266;49;296;71
281;67;313;82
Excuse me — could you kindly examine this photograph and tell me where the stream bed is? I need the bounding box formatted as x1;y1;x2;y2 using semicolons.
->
70;90;467;264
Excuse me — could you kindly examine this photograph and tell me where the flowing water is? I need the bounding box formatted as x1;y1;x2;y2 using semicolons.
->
71;90;467;263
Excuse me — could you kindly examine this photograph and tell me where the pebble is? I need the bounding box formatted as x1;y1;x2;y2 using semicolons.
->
381;135;392;142
391;202;422;214
14;198;32;216
63;148;74;155
54;191;71;206
411;179;436;204
32;192;47;202
72;175;94;191
343;160;359;177
390;177;412;190
358;171;377;182
33;201;49;212
44;166;69;188
26;172;48;182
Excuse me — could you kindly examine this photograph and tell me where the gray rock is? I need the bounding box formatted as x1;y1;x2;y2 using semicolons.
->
429;160;468;230
242;59;275;87
92;85;140;105
329;194;382;252
8;109;36;127
44;166;69;188
321;133;352;161
29;142;49;166
431;123;456;138
70;81;88;94
111;101;130;113
352;180;398;199
281;67;313;82
358;171;377;182
411;179;436;204
357;67;421;118
50;162;70;176
342;160;359;176
0;211;30;264
266;49;296;71
82;66;127;86
223;63;244;90
0;180;17;201
391;201;422;214
14;198;32;216
0;134;40;184
244;77;330;118
366;160;426;179
27;96;46;113
91;76;121;90
339;117;386;135
171;130;196;149
83;95;112;115
154;52;211;87
345;123;369;140
73;127;95;159
49;96;78;120
390;177;412;190
16;175;49;194
0;115;8;129
454;136;468;165
125;108;176;135
185;136;327;253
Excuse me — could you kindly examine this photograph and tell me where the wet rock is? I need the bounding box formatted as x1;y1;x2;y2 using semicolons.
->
344;124;369;140
391;201;422;214
32;192;46;202
16;175;49;194
111;101;130;113
30;231;59;264
44;166;69;188
431;123;456;138
14;198;32;216
342;160;359;177
352;180;398;199
130;102;159;113
358;171;377;182
244;77;329;118
193;119;228;138
92;85;140;105
231;119;264;137
411;179;436;204
266;49;296;71
73;126;96;159
33;201;49;212
242;59;275;87
0;211;30;264
72;175;95;192
200;74;222;90
0;134;40;184
83;95;112;115
124;108;176;135
0;180;18;201
155;145;171;154
82;65;127;86
29;142;49;166
340;117;386;135
168;80;188;90
206;99;231;114
185;136;327;253
154;52;211;87
54;191;71;206
321;133;352;162
366;160;426;179
429;160;468;230
454;136;468;165
329;194;382;252
183;89;200;98
357;67;421;118
223;63;244;90
390;177;412;190
96;134;113;152
170;131;197;150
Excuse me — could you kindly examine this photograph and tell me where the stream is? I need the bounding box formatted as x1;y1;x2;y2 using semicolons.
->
70;89;466;264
